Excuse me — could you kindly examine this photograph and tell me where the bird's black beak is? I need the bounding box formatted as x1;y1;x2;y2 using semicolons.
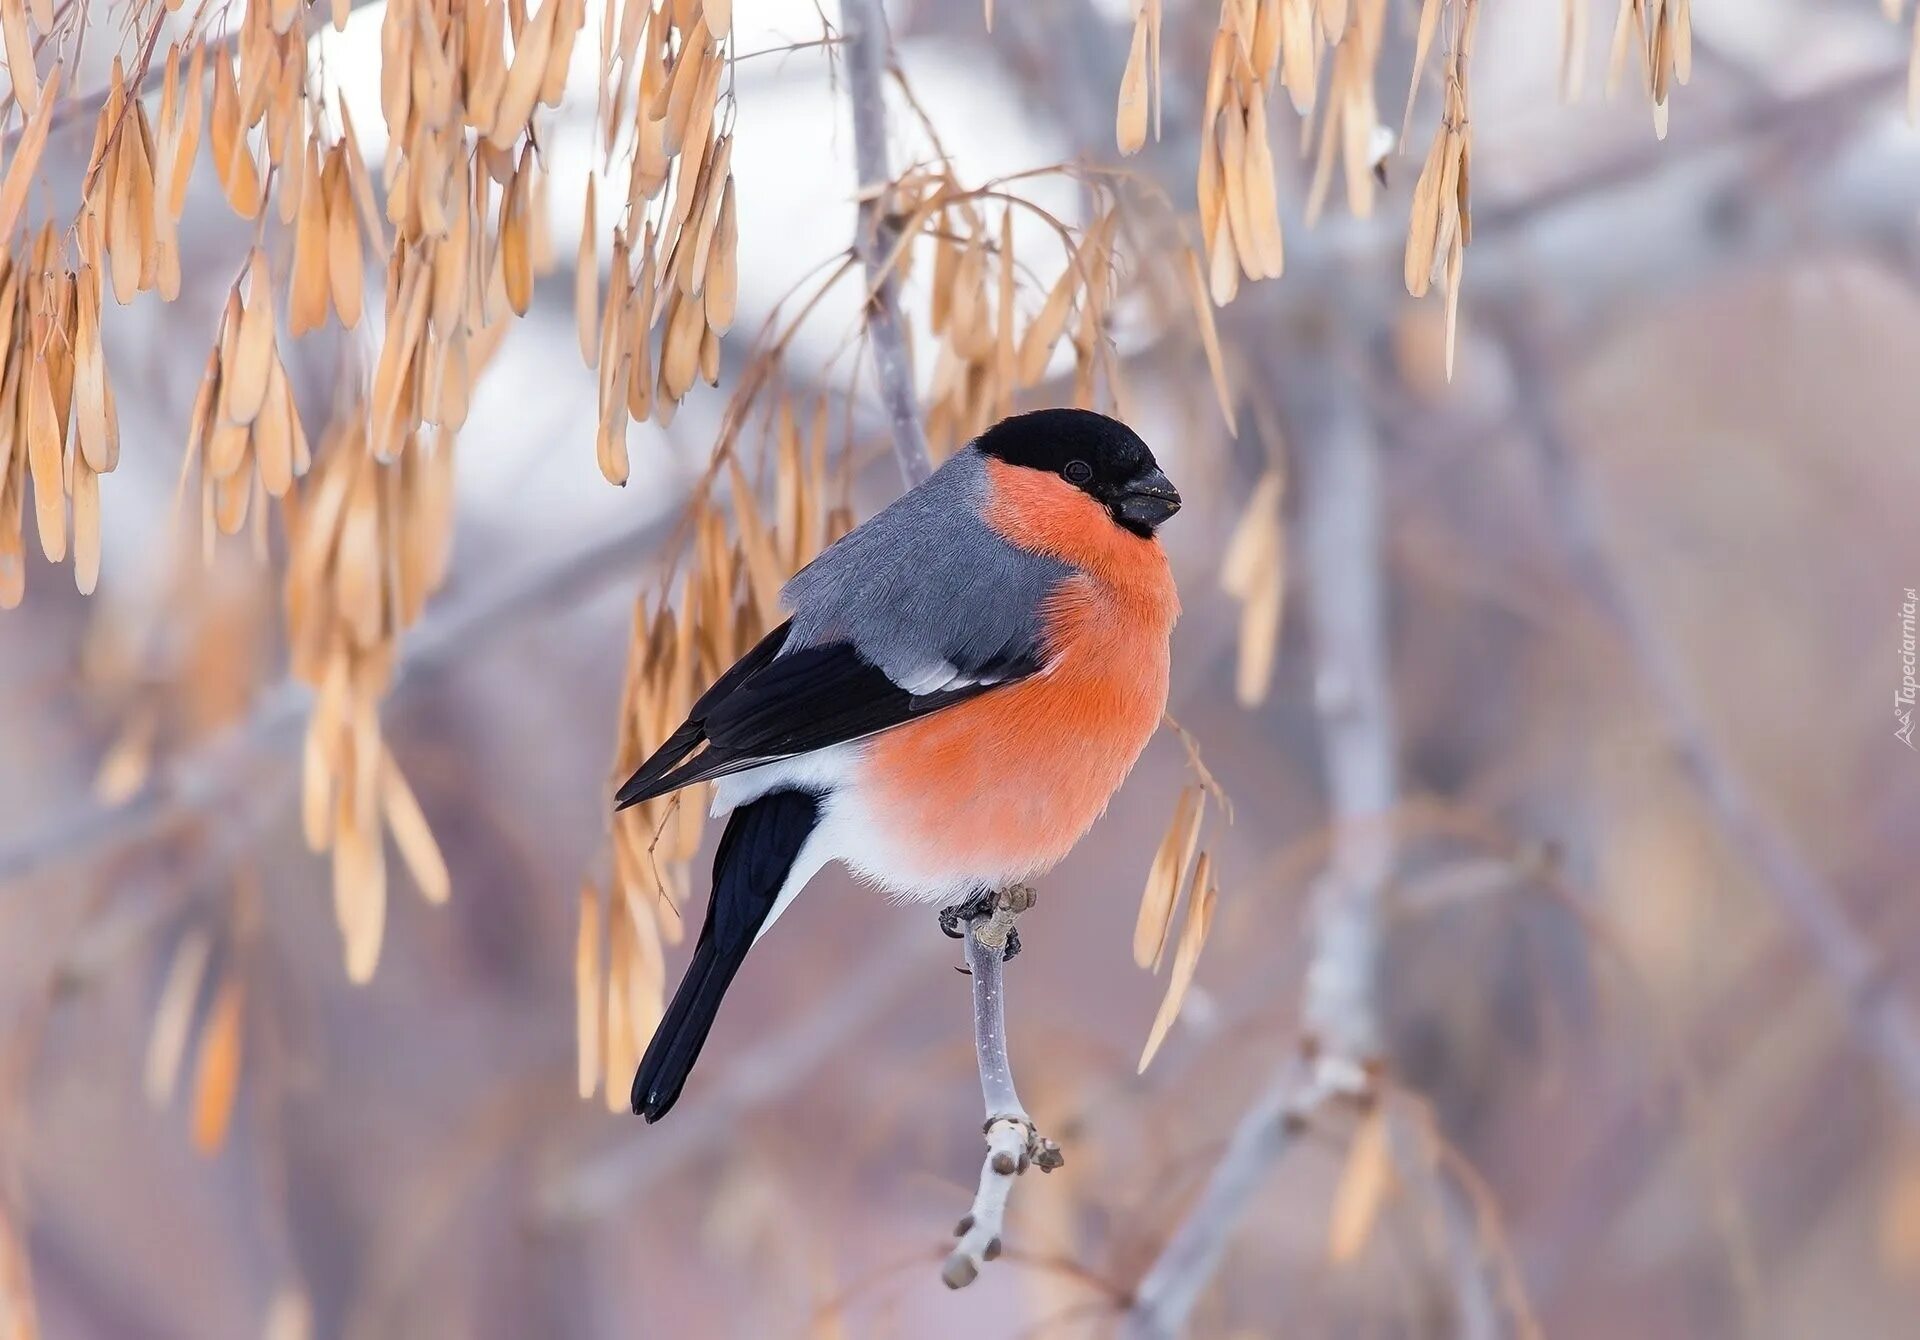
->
1113;467;1182;533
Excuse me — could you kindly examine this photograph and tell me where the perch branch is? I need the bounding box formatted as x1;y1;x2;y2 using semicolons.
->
1501;315;1920;1116
840;0;933;486
837;2;1054;1289
943;888;1063;1290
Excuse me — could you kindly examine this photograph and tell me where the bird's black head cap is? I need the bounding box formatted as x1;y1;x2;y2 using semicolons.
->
973;408;1181;536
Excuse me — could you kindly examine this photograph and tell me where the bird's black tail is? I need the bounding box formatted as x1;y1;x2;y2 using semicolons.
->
631;789;821;1122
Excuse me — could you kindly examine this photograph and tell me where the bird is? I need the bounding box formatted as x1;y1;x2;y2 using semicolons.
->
613;407;1181;1121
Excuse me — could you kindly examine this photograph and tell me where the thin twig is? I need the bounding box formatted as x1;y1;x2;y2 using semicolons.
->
1503;314;1920;1116
839;0;933;486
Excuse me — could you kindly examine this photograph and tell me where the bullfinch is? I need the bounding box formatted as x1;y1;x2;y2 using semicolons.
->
614;408;1181;1120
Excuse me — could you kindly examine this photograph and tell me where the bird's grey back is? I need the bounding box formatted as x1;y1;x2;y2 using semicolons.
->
780;448;1070;688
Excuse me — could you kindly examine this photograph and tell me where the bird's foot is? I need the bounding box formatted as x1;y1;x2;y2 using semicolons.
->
940;885;1036;962
997;884;1037;916
939;888;998;940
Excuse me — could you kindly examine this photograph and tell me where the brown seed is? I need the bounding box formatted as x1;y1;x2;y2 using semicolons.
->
214;466;252;535
72;457;101;594
170;41;206;221
2;0;39;116
1404;0;1442;141
464;0;507;131
382;747;450;905
703;175;737;334
144;928;213;1107
542;0;586;109
1219;100;1259;281
576;174;599;365
501;152;535;316
1134;786;1202;970
25;360;63;562
0;66;61;244
74;275;116;473
225;250;277;425
106;124;144;304
1242;88;1286;277
657;20;712;156
685;140;732;299
994;209;1016;417
1137;855;1218;1072
576;881;603;1100
335;800;388;985
728;461;784;619
698;323;719;385
658;288;703;400
489;0;561;149
1327;1107;1393;1263
291;139;331;334
255;359;296;496
324;153;365;327
130;103;163;290
1017;266;1075;388
190;971;247;1154
210;54;261;217
1116;14;1150;155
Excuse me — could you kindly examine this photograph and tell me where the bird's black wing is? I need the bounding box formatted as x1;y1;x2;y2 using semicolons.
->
612;623;1041;810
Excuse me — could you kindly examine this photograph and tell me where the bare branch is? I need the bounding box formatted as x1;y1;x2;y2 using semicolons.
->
840;0;933;486
0;507;676;892
1123;1057;1330;1336
1124;337;1394;1336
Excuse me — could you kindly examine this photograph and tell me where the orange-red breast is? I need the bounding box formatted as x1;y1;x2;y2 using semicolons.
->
615;408;1181;1120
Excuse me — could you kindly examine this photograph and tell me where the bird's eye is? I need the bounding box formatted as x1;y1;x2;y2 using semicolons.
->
1063;459;1093;485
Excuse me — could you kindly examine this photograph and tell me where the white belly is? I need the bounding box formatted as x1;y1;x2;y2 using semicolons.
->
709;745;1005;943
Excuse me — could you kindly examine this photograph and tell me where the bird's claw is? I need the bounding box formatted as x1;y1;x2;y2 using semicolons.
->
939;887;1030;960
938;888;998;939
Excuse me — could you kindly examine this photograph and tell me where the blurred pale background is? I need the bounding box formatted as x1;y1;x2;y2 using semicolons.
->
2;1;1920;1337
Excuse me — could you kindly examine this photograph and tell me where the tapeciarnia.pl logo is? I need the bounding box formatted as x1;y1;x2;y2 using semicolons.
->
1899;587;1917;750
